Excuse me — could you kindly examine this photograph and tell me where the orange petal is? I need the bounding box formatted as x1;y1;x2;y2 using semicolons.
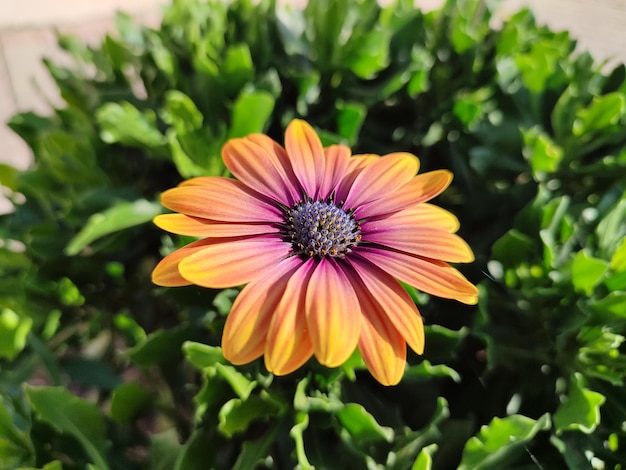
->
178;237;291;288
284;119;325;198
358;247;479;305
151;239;212;286
222;257;303;365
357;296;407;386
335;154;379;204
264;259;316;375
160;177;282;222
318;144;350;200
363;203;460;234
347;154;379;173
305;259;361;368
357;170;453;219
154;213;280;238
179;177;216;187
343;152;420;209
365;227;475;263
222;136;301;205
347;258;424;355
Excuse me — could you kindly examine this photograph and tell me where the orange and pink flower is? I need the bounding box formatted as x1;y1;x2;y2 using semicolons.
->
152;119;477;385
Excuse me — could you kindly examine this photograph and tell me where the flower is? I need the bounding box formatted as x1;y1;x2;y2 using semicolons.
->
152;119;478;385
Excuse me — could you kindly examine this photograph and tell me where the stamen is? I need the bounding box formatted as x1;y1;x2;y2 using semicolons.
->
284;200;361;258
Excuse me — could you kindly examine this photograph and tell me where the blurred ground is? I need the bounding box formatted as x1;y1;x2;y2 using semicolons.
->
1;0;626;172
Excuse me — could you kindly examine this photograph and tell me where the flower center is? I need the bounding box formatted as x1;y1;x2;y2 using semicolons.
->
285;200;361;258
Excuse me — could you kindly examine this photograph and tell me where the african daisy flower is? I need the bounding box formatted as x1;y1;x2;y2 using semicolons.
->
152;119;478;385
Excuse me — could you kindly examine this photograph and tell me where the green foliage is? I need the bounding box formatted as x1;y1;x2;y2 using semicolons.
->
1;0;626;467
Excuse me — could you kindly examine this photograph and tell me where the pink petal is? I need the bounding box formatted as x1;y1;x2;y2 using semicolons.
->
335;154;379;205
343;152;420;209
318;144;351;201
356;247;479;305
151;239;212;286
361;203;460;234
305;259;361;368
153;213;279;238
346;257;424;355
178;237;292;288
222;135;301;205
284;120;325;198
356;170;453;219
264;259;316;375
160;177;282;223
222;257;303;365
364;226;475;263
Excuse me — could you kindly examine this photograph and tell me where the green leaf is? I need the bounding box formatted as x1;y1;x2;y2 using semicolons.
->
0;397;34;468
411;444;438;470
554;373;605;434
25;386;109;470
218;394;282;437
162;90;204;133
610;236;626;272
336;403;394;445
404;361;461;382
336;101;366;145
150;429;182;470
0;164;19;191
110;382;152;423
65;199;163;255
345;27;390;79
597;196;626;257
214;363;257;401
0;309;32;360
222;44;255;95
458;414;551;470
228;90;275;138
573;92;626;136
522;127;564;174
232;422;282;470
97;102;165;148
183;342;228;369
290;411;313;470
128;324;196;367
571;251;608;296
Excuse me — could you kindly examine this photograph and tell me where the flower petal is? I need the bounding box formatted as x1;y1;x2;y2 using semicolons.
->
154;213;279;238
222;257;303;365
284;119;325;198
356;170;453;219
343;152;420;209
264;259;316;375
160;177;282;222
365;227;474;263
357;295;407;386
318;144;350;201
305;259;361;368
335;154;379;204
222;135;301;205
362;203;460;234
178;237;291;288
151;239;212;286
347;257;424;355
357;247;479;304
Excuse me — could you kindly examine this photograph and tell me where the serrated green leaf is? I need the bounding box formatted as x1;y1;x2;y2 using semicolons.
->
337;403;394;445
458;414;551;470
554;373;605;434
162;90;204;133
290;411;313;470
25;386;109;470
65;199;163;255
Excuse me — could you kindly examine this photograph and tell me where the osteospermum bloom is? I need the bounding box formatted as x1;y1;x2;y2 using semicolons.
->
152;119;478;385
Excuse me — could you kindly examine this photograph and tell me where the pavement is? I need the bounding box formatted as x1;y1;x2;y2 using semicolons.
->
1;0;626;175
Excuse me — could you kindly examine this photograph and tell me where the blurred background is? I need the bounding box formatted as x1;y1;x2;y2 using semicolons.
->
2;0;626;171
